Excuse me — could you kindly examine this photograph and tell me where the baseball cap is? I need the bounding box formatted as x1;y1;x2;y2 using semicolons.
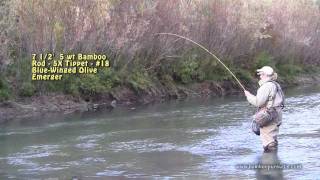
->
257;66;274;76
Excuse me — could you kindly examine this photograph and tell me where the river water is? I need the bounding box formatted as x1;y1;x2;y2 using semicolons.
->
0;85;319;179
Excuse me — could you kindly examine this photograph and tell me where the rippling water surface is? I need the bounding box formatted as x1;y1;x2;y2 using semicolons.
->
0;85;319;179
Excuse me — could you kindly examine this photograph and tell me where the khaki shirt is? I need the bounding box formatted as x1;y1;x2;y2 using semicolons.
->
246;80;277;108
246;79;283;125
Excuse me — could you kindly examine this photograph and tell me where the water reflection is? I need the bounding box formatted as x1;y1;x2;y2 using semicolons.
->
255;151;284;180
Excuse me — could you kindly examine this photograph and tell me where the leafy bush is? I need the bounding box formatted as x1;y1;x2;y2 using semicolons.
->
19;82;35;97
277;64;303;78
0;77;10;101
174;59;200;84
235;69;254;85
127;69;152;91
254;52;274;70
79;74;106;95
0;89;10;101
98;68;121;90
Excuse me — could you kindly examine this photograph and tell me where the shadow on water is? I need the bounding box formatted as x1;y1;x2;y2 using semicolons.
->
255;151;284;180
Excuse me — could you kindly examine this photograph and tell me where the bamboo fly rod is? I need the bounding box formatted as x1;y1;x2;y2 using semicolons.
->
156;33;246;91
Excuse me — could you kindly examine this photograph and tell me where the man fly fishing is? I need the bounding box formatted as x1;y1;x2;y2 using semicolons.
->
156;33;284;152
244;66;285;152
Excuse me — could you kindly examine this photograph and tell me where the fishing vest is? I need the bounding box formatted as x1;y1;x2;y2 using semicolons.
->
266;81;285;109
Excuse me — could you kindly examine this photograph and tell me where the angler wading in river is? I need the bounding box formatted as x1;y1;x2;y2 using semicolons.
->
244;66;285;152
156;33;285;152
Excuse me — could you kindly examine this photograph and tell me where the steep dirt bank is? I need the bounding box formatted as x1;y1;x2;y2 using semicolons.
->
0;74;319;123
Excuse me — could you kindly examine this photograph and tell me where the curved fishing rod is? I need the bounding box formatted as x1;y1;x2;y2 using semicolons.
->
155;33;246;91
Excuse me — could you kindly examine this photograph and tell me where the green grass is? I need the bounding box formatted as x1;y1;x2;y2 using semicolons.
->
0;76;11;101
276;63;303;82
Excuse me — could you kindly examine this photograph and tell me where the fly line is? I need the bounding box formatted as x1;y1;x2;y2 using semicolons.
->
156;33;246;91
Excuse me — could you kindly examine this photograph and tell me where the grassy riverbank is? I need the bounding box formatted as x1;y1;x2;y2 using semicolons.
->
0;66;319;123
0;50;319;102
